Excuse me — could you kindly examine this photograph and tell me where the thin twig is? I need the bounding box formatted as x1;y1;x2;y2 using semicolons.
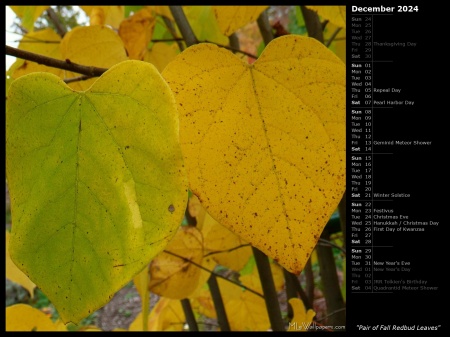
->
64;75;92;84
13;40;60;43
325;27;343;47
203;40;258;59
318;238;346;254
6;45;108;77
6;30;26;36
203;243;250;257
163;249;264;298
315;307;347;322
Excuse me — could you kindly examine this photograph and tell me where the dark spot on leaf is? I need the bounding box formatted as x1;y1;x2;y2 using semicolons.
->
125;146;130;150
168;204;175;213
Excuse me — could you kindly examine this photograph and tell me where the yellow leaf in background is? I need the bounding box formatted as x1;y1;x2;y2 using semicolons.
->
9;6;49;32
202;212;252;272
162;35;346;274
217;277;244;303
144;42;180;73
149;226;204;299
217;275;270;330
226;298;270;331
129;297;185;331
242;261;285;292
80;6;124;29
119;8;156;60
6;304;67;331
60;25;128;90
306;6;346;28
9;29;62;85
190;285;217;319
183;6;229;45
225;287;270;331
239;274;263;293
213;6;268;36
6;231;36;298
287;298;316;331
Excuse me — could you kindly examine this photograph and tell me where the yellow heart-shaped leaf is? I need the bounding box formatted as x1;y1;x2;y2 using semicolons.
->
162;35;345;274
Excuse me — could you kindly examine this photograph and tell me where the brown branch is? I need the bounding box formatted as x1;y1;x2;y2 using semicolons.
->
161;15;185;52
6;45;108;77
301;6;324;43
228;32;240;53
46;7;67;38
169;6;197;47
257;9;274;46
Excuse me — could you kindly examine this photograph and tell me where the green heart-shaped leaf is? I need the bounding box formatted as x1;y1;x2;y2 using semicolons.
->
6;60;188;324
